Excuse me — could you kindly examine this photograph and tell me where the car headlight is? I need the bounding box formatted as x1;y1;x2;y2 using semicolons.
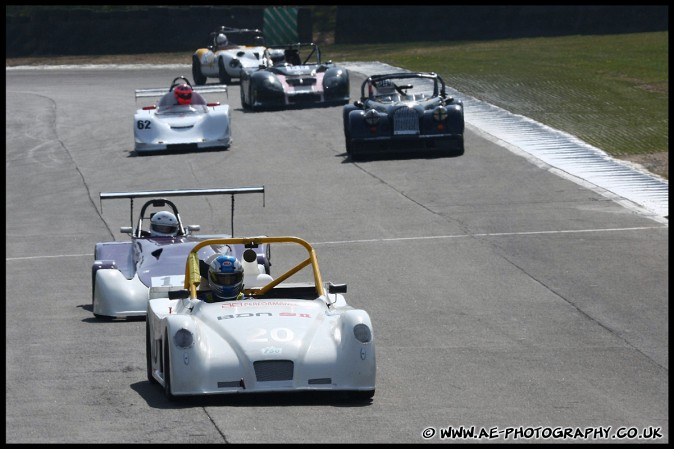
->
433;106;448;122
353;324;372;343
364;109;379;126
173;328;194;348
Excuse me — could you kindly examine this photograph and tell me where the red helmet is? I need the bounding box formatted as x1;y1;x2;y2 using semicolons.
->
174;84;193;105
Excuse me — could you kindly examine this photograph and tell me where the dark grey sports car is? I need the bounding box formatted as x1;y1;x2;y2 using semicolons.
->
239;42;350;111
342;72;464;159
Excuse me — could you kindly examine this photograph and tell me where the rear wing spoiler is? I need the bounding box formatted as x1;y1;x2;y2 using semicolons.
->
134;85;228;99
99;186;264;236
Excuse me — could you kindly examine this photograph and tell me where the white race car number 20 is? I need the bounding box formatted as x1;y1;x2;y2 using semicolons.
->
137;120;152;130
250;327;294;343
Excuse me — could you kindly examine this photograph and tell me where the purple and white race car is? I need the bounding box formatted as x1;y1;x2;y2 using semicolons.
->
91;187;268;320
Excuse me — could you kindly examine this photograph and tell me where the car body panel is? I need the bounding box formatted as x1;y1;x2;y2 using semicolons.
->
343;72;464;158
133;76;231;154
146;236;376;400
240;43;350;110
92;187;267;320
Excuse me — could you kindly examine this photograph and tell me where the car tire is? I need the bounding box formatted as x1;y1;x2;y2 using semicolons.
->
247;87;257;111
342;107;355;156
345;138;353;156
163;335;176;401
146;320;158;384
452;136;465;156
350;389;375;401
218;58;231;85
240;84;249;109
192;56;207;86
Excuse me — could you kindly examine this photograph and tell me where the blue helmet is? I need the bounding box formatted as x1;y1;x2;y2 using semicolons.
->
208;255;244;301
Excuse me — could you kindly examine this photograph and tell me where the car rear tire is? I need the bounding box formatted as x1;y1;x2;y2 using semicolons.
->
192;56;207;86
218;58;231;85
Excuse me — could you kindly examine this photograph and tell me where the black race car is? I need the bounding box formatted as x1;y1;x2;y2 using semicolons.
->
343;72;464;159
239;42;350;111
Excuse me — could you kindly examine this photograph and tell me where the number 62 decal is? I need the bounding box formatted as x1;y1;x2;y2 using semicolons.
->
136;120;151;130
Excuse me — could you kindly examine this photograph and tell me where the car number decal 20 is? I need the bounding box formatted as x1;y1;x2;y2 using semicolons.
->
250;327;294;343
137;120;152;130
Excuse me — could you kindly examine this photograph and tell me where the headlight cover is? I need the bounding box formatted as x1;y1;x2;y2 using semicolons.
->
364;109;379;126
173;328;194;348
433;106;448;122
262;75;283;91
353;323;372;343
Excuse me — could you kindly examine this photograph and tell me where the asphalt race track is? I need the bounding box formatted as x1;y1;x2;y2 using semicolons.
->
5;66;668;444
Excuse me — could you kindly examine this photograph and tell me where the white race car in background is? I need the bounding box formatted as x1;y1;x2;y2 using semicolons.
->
92;187;268;320
146;236;376;401
133;76;231;154
192;26;267;85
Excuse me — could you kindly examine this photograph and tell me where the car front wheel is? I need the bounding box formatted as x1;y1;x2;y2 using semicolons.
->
163;335;176;401
146;320;157;384
218;58;231;85
192;56;207;85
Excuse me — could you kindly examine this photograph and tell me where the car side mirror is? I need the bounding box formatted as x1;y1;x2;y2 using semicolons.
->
120;226;132;234
354;100;364;108
328;283;347;294
186;225;201;234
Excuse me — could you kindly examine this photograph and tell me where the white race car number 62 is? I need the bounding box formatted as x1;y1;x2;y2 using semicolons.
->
137;120;151;130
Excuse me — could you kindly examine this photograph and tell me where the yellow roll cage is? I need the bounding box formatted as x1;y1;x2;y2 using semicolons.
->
185;236;324;300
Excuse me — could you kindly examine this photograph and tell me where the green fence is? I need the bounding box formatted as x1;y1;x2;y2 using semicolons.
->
263;7;300;45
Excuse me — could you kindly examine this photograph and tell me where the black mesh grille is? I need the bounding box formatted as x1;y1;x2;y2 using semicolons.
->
288;93;321;104
286;77;317;86
393;107;420;135
254;360;294;381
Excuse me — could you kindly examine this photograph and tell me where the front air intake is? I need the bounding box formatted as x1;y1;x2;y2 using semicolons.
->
393;107;419;135
254;360;294;381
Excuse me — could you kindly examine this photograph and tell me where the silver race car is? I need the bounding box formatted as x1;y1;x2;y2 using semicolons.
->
192;26;267;85
146;236;376;401
92;187;268;320
133;76;231;154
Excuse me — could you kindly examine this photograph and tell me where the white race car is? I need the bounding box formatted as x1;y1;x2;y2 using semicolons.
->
192;26;267;85
146;236;376;401
92;187;268;320
133;76;231;154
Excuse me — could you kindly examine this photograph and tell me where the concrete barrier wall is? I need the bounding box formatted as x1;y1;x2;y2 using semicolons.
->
6;6;668;57
334;5;668;44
